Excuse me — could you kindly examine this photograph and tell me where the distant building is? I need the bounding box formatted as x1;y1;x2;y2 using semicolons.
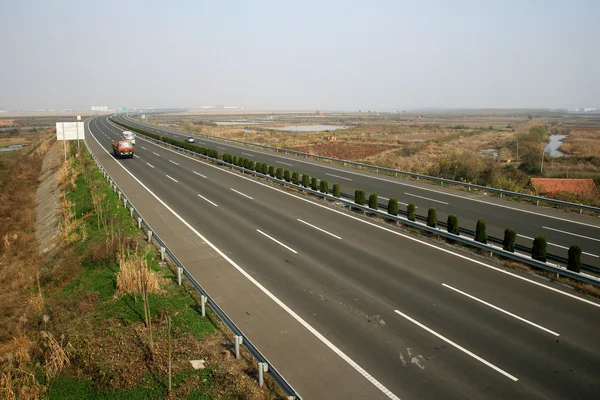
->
530;178;598;198
0;119;14;126
324;136;336;141
316;111;325;116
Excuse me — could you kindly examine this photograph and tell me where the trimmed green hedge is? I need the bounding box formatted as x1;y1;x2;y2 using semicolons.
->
568;244;582;273
503;228;516;252
407;203;416;221
292;171;299;185
532;236;547;262
302;174;310;187
427;207;437;228
388;198;399;216
310;177;318;190
447;215;459;235
333;183;340;198
368;193;378;209
320;179;329;194
355;190;366;205
475;220;487;244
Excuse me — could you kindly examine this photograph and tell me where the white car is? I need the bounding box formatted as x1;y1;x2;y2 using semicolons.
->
123;131;136;145
186;136;195;143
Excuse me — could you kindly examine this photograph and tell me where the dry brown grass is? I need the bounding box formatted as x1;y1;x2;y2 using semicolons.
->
115;246;161;298
40;331;71;382
560;127;600;157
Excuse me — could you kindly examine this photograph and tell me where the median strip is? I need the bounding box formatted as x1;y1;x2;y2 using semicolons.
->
393;309;519;381
197;193;218;207
297;219;342;240
442;284;560;336
256;229;298;254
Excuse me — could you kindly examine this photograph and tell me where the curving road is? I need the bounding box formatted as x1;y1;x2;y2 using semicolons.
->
89;115;600;400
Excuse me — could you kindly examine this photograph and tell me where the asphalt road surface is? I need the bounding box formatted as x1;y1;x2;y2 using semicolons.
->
90;115;600;399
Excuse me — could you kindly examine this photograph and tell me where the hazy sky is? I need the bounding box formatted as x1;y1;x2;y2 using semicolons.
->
1;0;599;110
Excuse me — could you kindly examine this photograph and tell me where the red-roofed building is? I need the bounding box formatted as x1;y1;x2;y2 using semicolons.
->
530;178;598;198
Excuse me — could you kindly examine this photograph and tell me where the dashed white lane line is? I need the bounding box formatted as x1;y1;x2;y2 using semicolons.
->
242;152;255;156
141;146;147;150
297;219;342;240
146;163;155;168
169;160;179;166
326;173;353;181
393;309;519;381
217;146;227;150
133;154;140;158
197;193;218;207
166;175;178;183
442;284;560;336
231;188;253;200
256;229;298;254
153;152;160;156
378;196;411;206
193;171;207;178
276;160;294;167
542;226;600;243
517;234;598;257
404;193;449;205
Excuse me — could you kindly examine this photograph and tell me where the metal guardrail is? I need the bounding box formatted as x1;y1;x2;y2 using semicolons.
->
116;128;600;288
83;138;301;399
118;114;600;215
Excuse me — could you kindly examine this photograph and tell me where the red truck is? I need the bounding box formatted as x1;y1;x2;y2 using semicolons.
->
112;140;134;159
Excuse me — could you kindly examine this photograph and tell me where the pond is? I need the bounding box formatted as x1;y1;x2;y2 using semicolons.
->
545;134;566;157
215;121;265;126
0;144;26;152
272;125;350;132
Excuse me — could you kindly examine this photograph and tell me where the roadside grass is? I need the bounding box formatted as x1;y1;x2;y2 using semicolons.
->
1;141;283;400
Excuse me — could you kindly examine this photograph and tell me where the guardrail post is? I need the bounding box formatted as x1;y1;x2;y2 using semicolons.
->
138;217;142;229
258;362;268;387
580;208;583;214
500;190;503;199
234;335;243;359
129;206;134;218
536;200;539;206
201;295;207;317
441;180;444;187
118;191;122;200
177;267;182;285
160;246;165;261
147;230;153;243
123;198;127;208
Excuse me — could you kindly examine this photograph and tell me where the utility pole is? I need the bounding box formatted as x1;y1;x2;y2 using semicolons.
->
62;122;67;162
540;145;545;173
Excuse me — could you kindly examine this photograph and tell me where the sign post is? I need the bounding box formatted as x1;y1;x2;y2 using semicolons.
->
56;122;85;161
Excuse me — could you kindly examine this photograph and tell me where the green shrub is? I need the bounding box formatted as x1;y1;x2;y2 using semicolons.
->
475;220;487;243
355;190;366;205
302;174;310;187
269;165;275;177
532;236;547;262
407;202;416;221
261;163;268;175
320;179;329;194
310;177;318;190
233;156;238;166
254;162;261;172
503;228;516;252
567;244;582;273
284;169;291;182
447;214;459;235
427;207;437;228
333;183;340;198
368;193;378;209
292;171;299;185
275;167;283;179
247;160;255;171
388;198;399;216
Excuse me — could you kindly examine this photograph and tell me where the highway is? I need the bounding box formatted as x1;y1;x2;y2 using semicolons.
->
91;115;600;399
114;114;600;269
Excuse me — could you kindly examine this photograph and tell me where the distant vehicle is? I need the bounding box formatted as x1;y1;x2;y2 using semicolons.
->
186;136;195;143
122;131;136;145
112;140;134;159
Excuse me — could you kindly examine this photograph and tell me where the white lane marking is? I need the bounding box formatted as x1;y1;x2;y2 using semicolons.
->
169;160;179;166
297;219;342;240
88;121;400;400
326;173;353;181
153;152;160;156
404;193;448;205
193;171;207;178
196;141;206;145
231;188;253;200
242;152;255;156
393;309;518;381
128;128;600;309
197;193;218;207
276;160;294;167
256;229;298;254
378;196;411;206
166;175;178;183
217;146;227;150
542;226;600;243
146;163;155;168
517;235;598;257
134;154;140;159
442;284;560;336
141;146;147;150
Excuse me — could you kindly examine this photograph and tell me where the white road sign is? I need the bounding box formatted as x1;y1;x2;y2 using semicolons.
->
56;122;85;141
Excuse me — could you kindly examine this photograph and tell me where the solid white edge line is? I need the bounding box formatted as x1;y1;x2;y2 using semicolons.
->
405;192;449;205
169;160;179;166
197;194;218;207
166;175;178;183
146;163;155;169
393;309;519;381
442;284;560;336
231;188;253;200
119;124;600;310
109;118;600;230
326;173;353;181
542;226;600;243
192;171;207;178
297;219;342;240
87;122;403;400
256;229;298;254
